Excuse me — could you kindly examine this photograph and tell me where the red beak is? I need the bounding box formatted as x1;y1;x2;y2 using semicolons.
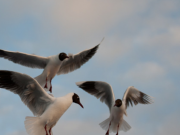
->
65;56;69;58
78;102;84;108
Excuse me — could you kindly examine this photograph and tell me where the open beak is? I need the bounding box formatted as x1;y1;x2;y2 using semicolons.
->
114;103;117;107
78;101;84;108
65;55;69;59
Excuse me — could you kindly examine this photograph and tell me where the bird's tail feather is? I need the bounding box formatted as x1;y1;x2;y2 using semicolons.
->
119;119;131;132
99;118;131;133
99;118;111;131
25;116;48;135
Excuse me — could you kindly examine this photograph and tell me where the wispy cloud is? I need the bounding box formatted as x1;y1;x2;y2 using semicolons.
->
123;62;166;84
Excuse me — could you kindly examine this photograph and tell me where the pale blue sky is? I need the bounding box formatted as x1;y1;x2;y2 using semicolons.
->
0;0;180;135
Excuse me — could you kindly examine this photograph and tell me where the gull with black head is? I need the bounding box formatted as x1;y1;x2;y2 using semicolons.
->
0;42;101;93
0;70;84;135
76;81;153;135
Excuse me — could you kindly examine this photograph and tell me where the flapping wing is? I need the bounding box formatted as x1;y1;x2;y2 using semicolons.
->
0;49;49;69
122;86;153;109
76;81;115;112
0;70;55;116
57;44;99;75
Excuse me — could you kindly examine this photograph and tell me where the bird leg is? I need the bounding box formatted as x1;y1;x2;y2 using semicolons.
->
105;122;111;135
44;77;48;89
49;127;52;135
49;78;52;93
44;124;48;135
116;124;119;135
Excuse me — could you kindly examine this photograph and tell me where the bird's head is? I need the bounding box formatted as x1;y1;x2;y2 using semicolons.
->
59;52;69;61
72;93;84;108
114;99;122;107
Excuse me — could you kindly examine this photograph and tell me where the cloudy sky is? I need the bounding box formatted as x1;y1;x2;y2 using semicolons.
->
0;0;180;135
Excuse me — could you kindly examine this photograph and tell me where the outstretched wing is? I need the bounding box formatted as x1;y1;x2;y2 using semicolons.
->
0;70;55;116
122;86;153;109
57;44;99;75
0;49;49;69
76;81;115;112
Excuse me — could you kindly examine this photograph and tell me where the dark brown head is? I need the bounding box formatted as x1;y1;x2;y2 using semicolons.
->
114;99;122;107
72;93;84;108
59;52;69;61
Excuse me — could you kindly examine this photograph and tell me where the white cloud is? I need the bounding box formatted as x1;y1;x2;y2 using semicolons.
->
0;0;151;44
156;112;180;135
123;62;166;84
0;106;13;115
52;120;104;135
95;36;132;65
169;26;180;44
6;131;27;135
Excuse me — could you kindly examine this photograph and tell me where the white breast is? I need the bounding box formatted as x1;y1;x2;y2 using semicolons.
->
44;55;62;79
110;105;125;123
40;96;73;126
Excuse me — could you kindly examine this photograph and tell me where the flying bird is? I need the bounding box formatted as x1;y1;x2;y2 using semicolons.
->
0;43;100;93
76;81;153;135
0;70;84;135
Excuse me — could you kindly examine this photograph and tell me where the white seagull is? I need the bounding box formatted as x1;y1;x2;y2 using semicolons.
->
76;81;153;135
0;43;100;93
0;70;84;135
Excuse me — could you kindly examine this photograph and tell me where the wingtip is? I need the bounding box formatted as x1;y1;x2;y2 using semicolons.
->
76;81;85;86
96;37;105;46
94;44;100;49
0;49;7;57
100;37;105;44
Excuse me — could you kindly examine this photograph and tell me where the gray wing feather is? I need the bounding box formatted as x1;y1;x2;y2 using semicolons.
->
76;81;115;112
0;70;54;116
57;44;99;75
0;49;49;69
122;86;153;109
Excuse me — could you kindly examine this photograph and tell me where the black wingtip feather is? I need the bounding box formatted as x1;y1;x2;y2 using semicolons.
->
77;81;98;95
0;70;20;94
0;49;7;57
81;45;99;65
125;90;153;109
140;92;154;104
78;81;96;89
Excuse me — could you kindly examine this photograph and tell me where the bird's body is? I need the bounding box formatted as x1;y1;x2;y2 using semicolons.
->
35;55;63;91
110;104;124;123
25;93;74;135
76;81;153;135
0;70;83;135
0;43;100;92
100;100;130;134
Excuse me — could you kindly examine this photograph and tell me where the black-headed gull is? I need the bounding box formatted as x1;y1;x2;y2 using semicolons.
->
0;70;84;135
0;44;100;93
76;81;153;135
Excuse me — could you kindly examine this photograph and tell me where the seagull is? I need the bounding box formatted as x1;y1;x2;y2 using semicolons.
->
0;42;101;93
0;70;84;135
76;81;153;135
